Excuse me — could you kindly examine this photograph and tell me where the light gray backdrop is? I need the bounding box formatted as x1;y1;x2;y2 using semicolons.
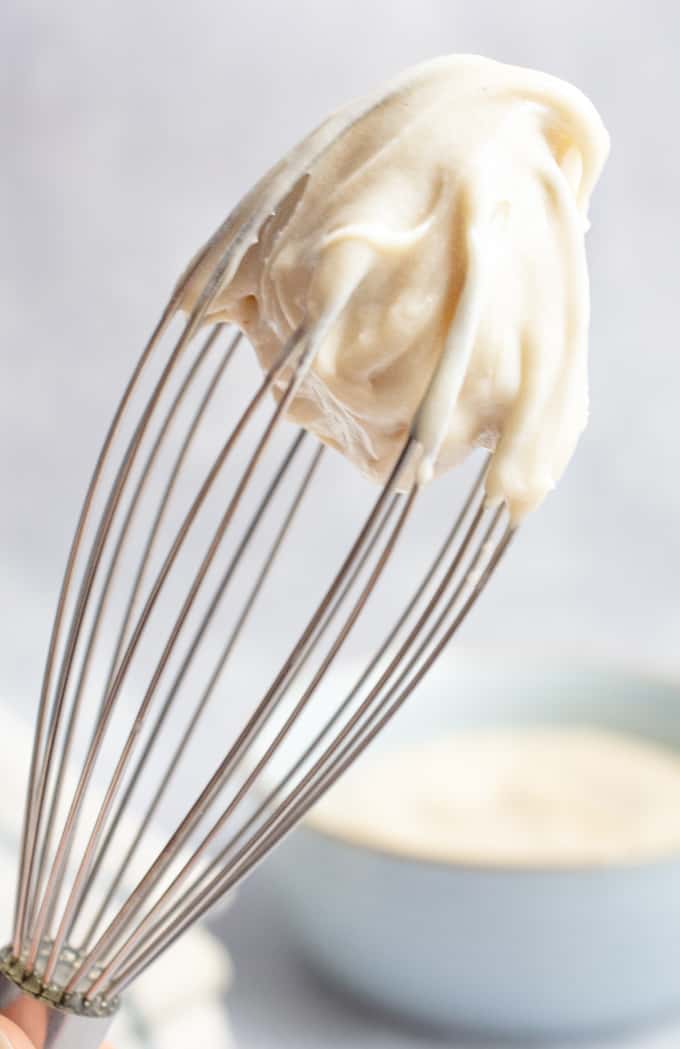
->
1;2;678;1047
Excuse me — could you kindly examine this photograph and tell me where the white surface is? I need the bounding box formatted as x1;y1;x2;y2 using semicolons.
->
1;1;679;1047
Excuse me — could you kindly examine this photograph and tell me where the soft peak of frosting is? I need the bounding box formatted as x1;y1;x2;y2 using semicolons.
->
180;55;609;520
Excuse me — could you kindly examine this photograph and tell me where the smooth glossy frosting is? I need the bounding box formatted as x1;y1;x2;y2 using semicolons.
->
180;55;609;520
307;728;680;867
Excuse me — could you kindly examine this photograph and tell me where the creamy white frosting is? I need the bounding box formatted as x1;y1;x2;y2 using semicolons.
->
307;728;680;867
180;55;609;520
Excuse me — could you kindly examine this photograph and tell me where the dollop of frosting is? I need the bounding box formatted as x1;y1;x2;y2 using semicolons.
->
180;55;609;520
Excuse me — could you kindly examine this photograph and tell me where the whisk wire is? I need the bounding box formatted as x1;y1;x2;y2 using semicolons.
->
35;325;316;982
16;189;304;961
31;325;235;935
12;302;180;959
77;431;320;950
140;503;505;959
108;476;408;966
101;328;239;700
102;509;513;999
65;432;417;995
195;458;489;880
82;455;420;999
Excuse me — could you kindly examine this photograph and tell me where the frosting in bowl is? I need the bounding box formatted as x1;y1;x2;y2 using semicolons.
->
307;727;680;867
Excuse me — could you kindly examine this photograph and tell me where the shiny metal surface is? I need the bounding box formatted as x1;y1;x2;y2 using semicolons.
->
0;946;114;1049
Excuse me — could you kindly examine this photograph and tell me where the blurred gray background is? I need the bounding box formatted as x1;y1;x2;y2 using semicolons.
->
1;2;678;1047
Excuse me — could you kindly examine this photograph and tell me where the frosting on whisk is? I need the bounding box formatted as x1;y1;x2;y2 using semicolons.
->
181;54;609;521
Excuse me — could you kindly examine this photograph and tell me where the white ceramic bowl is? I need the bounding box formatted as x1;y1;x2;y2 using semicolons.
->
263;649;680;1039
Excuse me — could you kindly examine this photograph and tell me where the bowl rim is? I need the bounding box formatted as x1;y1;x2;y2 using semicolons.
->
299;817;680;877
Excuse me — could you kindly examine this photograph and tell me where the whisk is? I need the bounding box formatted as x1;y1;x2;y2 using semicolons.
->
1;95;514;1049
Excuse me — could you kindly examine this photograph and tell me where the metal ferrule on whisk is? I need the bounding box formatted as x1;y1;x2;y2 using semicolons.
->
0;943;115;1049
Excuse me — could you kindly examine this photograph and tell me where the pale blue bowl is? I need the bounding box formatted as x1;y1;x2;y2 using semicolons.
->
264;650;680;1038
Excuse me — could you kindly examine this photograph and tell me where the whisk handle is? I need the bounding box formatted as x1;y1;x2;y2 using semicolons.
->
0;949;114;1049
